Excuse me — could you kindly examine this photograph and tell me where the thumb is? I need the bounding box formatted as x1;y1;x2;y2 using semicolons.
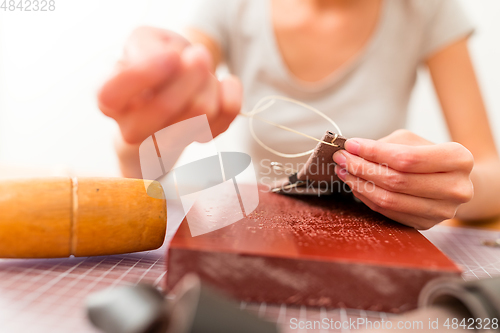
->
219;75;242;117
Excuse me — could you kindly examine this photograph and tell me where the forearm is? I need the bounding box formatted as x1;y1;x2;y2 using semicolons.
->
114;134;143;179
115;132;188;180
455;159;500;220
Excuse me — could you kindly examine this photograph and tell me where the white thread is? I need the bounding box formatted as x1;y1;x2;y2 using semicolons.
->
240;95;343;158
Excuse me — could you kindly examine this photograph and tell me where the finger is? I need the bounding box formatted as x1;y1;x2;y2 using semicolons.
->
333;151;474;202
335;166;458;222
378;129;433;146
115;106;168;144
118;47;213;144
351;191;441;230
219;75;242;117
173;74;219;123
125;26;188;62
209;75;242;137
98;50;180;116
151;45;212;121
344;138;474;173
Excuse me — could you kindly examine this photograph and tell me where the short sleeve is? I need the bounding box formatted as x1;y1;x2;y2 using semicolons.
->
419;0;474;60
185;0;232;55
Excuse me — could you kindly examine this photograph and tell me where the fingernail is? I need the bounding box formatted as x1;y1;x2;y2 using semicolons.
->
345;139;361;155
335;165;347;181
333;151;346;167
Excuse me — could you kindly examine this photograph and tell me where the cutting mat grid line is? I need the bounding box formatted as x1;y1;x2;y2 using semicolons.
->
0;226;499;333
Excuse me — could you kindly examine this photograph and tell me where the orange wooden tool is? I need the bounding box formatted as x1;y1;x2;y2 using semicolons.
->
0;177;166;258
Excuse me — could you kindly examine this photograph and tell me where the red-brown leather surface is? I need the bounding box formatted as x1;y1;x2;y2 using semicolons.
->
167;185;461;312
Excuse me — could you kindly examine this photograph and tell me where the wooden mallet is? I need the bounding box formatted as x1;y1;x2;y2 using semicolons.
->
0;177;166;258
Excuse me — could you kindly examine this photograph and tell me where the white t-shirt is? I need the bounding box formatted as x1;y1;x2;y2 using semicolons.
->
187;0;474;182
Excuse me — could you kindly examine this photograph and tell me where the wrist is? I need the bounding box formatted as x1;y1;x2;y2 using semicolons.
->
455;160;500;220
114;132;142;179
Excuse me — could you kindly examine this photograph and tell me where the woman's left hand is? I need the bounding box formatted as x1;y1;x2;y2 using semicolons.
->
333;129;474;229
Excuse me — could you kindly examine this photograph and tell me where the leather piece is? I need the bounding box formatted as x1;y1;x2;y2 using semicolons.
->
271;131;347;194
297;131;347;182
167;185;461;313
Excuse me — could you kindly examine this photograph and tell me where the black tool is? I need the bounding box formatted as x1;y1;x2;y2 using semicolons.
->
87;275;500;333
86;274;279;333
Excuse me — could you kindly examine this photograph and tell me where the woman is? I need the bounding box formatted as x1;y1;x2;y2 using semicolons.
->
98;0;500;229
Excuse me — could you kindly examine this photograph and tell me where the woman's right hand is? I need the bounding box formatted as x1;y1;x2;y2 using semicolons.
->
98;26;242;145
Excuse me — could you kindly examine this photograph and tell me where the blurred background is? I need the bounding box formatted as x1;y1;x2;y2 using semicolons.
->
0;0;498;178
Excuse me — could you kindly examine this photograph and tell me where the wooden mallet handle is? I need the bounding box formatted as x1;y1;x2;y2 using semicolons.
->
0;177;166;258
